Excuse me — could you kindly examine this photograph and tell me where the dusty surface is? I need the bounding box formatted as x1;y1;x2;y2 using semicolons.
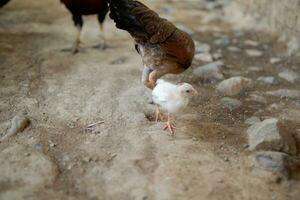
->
0;0;300;200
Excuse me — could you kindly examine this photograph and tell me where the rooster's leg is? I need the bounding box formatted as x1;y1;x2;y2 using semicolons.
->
72;14;83;54
155;105;165;122
97;11;109;49
163;113;176;134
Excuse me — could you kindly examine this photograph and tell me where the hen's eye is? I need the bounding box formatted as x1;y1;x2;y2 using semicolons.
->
186;90;190;93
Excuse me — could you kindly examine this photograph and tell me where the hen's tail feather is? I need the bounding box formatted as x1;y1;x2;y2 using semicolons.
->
107;0;145;34
107;0;176;43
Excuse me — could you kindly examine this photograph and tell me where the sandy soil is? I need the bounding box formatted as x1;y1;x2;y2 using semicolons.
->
0;0;300;200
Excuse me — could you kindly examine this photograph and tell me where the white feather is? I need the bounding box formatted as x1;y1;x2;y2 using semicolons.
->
152;79;194;114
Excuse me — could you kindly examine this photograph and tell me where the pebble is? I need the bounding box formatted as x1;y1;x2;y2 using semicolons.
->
49;140;56;148
246;49;263;57
227;46;241;52
244;40;259;47
278;70;299;83
221;97;242;111
247;118;297;155
254;151;299;180
194;53;213;62
247;66;263;73
245;116;261;125
1;111;30;141
216;76;254;96
256;76;278;86
247;93;267;104
270;57;281;64
193;61;224;82
267;89;300;100
195;42;211;53
214;37;230;47
212;52;223;60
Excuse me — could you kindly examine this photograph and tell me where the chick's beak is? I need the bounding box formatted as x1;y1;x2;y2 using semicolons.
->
192;89;198;95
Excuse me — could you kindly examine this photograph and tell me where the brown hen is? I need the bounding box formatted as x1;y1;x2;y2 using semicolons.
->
108;0;195;89
61;0;109;54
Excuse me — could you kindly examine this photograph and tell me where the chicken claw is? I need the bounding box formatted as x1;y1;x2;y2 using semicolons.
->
164;120;176;134
155;105;166;122
163;113;175;134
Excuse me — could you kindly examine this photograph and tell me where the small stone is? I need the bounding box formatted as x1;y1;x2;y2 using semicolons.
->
247;118;297;155
247;66;263;73
278;70;299;83
214;37;230;47
221;97;242;111
195;42;211;53
1;111;30;141
49;140;56;148
245;116;261;125
256;76;278;86
247;93;267;104
224;157;229;162
83;157;92;163
267;89;300;100
212;52;223;60
244;40;259;47
254;151;299;180
194;53;213;62
227;46;241;52
193;61;224;82
296;100;300;108
24;152;31;157
243;144;249;149
270;57;281;64
246;49;263;57
216;77;254;96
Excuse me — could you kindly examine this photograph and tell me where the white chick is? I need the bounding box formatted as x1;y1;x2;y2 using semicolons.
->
152;79;197;134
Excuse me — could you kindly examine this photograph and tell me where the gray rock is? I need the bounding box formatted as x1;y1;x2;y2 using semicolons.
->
256;76;278;86
194;42;211;53
245;116;261;125
214;37;230;47
216;77;254;96
212;52;223;60
244;40;259;47
247;66;263;73
193;61;224;81
247;93;267;104
227;46;241;52
267;89;300;100
254;151;299;180
278;70;299;83
246;49;263;57
247;118;297;155
221;97;242;111
194;53;213;62
1;111;30;141
270;57;281;64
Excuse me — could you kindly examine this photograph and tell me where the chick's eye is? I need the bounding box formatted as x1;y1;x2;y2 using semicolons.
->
186;90;190;93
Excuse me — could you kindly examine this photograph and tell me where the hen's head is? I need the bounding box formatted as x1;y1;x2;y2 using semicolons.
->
177;83;198;98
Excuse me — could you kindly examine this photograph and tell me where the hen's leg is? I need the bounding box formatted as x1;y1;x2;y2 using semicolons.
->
164;113;176;134
72;14;83;54
155;105;166;122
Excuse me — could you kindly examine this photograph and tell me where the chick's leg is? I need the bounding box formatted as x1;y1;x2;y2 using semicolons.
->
164;113;176;134
155;105;166;122
72;14;83;54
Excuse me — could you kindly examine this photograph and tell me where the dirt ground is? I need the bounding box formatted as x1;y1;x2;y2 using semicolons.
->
0;0;300;200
